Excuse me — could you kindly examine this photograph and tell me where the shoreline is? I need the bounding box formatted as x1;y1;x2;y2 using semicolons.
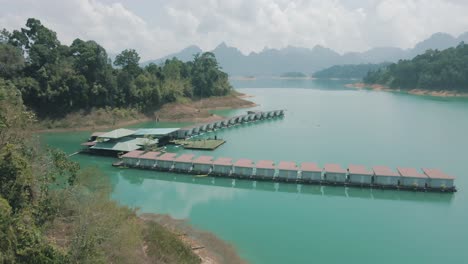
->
346;82;468;98
140;214;247;264
35;93;257;133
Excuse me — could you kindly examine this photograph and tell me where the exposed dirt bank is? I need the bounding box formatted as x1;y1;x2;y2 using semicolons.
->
140;214;247;264
35;93;256;133
346;83;468;97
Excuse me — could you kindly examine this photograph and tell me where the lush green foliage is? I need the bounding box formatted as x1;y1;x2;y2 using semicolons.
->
0;47;200;264
364;43;468;91
1;18;231;118
0;69;200;263
313;63;390;79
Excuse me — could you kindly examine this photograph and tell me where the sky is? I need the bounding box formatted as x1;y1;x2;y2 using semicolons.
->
1;0;468;61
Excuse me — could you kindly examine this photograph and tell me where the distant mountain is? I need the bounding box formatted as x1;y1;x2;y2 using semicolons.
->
142;32;468;76
141;45;202;66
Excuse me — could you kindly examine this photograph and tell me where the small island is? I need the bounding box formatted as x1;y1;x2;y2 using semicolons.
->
279;71;310;79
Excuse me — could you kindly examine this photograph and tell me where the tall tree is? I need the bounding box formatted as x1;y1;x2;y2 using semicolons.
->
114;49;141;77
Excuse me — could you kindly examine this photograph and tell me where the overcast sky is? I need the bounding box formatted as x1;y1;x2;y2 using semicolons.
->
1;0;468;60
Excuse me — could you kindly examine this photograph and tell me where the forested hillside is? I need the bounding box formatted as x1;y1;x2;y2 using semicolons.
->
0;18;231;118
313;63;390;79
364;43;468;91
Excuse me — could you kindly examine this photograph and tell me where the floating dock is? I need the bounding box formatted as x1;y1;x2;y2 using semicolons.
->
176;109;285;139
169;139;226;150
115;151;457;193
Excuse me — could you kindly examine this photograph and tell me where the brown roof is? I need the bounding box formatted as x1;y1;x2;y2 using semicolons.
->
234;159;254;168
121;150;145;158
348;165;373;175
324;164;346;174
175;154;195;163
300;162;321;172
422;168;455;180
156;153;177;161
256;160;275;169
213;157;233;166
373;166;399;177
397;167;427;178
278;161;297;171
193;156;214;165
139;151;161;160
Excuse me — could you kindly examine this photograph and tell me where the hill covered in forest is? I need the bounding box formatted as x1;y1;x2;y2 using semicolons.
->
363;43;468;93
313;63;390;79
0;19;231;119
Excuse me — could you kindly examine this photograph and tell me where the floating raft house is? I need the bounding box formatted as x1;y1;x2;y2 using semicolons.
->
300;162;322;181
324;164;347;183
117;151;457;193
212;158;233;175
373;166;400;186
233;159;254;177
348;165;373;185
255;160;276;178
277;161;298;180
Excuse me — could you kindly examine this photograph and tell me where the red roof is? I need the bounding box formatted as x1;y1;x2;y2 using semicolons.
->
121;150;144;158
324;164;346;173
139;151;161;160
422;168;455;180
256;160;275;169
156;153;177;161
193;156;214;165
300;162;321;172
234;159;254;168
348;165;373;175
175;154;195;163
397;167;427;178
373;166;399;177
278;161;297;171
213;157;233;166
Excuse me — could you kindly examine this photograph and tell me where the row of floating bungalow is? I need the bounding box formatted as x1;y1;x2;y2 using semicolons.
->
176;109;284;139
118;150;456;192
81;109;285;155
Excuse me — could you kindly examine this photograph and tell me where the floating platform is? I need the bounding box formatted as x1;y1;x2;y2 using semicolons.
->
169;139;226;150
113;151;458;193
176;109;285;139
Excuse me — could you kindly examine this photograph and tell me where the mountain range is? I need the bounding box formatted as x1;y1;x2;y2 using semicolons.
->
141;32;468;76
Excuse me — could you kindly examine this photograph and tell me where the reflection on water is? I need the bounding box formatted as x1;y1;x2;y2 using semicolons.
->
117;169;454;205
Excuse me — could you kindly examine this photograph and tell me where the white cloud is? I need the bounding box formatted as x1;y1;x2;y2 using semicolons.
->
1;0;468;60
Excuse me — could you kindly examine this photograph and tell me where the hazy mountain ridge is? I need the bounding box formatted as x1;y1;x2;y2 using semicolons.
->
142;32;468;76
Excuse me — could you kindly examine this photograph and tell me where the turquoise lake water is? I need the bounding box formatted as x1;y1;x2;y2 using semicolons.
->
43;78;468;264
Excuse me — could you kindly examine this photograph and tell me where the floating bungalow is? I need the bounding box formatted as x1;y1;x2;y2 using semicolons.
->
397;167;428;188
156;153;177;170
324;164;347;183
138;151;161;168
192;156;214;174
373;166;400;186
233;159;254;177
277;161;298;181
422;168;455;189
173;154;195;171
348;165;373;185
212;158;233;175
255;160;276;179
121;150;144;166
300;162;322;181
114;151;457;193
